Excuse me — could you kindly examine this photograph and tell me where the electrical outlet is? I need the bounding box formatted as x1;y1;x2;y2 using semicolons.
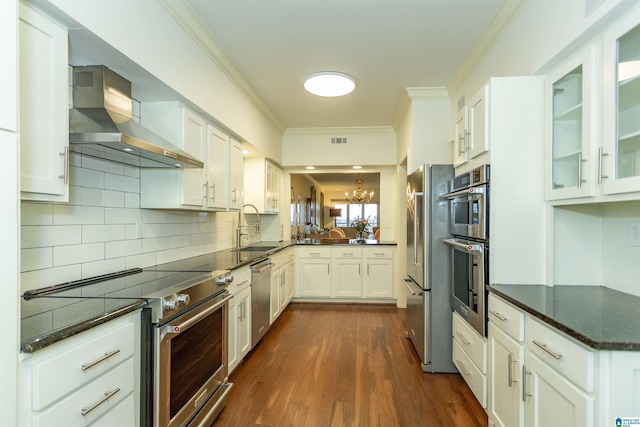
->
629;222;640;247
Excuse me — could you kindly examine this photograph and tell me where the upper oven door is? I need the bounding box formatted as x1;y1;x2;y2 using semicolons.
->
155;291;231;427
444;238;487;337
447;184;488;240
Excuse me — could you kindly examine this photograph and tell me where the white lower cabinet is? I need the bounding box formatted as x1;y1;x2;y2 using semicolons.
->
18;312;141;426
270;248;295;323
486;293;627;427
228;267;251;374
452;311;487;408
296;246;396;301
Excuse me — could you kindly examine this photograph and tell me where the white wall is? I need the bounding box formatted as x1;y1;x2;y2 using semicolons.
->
282;127;396;167
0;0;19;423
46;0;283;163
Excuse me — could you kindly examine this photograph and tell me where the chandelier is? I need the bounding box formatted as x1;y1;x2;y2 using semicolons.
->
346;177;374;204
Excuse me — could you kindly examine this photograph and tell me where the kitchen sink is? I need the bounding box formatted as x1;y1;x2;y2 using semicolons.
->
235;246;277;252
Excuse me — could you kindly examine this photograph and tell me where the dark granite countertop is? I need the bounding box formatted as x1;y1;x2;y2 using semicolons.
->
295;238;397;246
20;241;296;353
488;284;640;351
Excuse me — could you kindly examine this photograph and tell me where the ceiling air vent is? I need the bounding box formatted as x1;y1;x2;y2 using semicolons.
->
331;137;348;144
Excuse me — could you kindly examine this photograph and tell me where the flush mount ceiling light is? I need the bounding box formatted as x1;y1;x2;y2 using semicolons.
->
304;72;356;97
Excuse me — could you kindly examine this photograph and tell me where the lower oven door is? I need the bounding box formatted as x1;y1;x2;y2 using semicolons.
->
444;238;487;337
155;291;232;427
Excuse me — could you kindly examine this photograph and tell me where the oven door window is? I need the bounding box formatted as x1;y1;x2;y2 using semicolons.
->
452;249;477;313
452;199;470;227
169;309;223;419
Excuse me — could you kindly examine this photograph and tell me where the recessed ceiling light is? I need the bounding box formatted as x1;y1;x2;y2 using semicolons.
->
305;166;315;170
304;72;356;97
242;149;249;154
352;165;362;169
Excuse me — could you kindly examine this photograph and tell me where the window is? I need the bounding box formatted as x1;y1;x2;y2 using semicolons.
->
332;202;378;227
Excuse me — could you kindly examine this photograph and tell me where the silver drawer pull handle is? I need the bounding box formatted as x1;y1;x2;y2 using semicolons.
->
489;310;507;321
81;388;120;416
456;331;471;346
532;340;562;359
81;349;121;371
456;360;471;376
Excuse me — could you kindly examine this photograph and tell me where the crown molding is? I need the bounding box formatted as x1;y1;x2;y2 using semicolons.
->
157;0;285;133
405;87;450;100
446;0;529;96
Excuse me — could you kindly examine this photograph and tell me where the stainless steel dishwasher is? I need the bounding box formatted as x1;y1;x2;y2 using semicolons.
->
251;259;273;349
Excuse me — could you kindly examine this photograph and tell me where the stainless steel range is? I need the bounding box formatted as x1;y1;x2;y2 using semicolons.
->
145;269;233;427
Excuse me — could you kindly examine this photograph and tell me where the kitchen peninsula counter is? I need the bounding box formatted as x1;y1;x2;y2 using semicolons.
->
488;284;640;351
295;238;397;246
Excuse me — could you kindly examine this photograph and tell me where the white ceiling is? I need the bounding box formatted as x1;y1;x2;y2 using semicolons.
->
184;0;503;130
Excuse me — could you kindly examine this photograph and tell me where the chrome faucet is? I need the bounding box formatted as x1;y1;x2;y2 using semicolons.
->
236;204;261;249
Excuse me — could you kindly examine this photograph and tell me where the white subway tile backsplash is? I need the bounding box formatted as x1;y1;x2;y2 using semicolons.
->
81;257;127;282
53;243;104;267
125;192;140;208
142;209;171;224
126;252;158;269
21;265;82;291
69;165;105;189
21;247;53;271
170;235;191;249
21;226;81;248
105;207;141;224
53;205;105;225
105;239;143;259
21;203;54;226
82;224;126;243
80;155;125;175
105;172;139;193
143;237;171;253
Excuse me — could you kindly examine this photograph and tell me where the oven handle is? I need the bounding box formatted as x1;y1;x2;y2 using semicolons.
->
443;238;484;254
402;278;423;296
445;186;485;199
163;293;232;337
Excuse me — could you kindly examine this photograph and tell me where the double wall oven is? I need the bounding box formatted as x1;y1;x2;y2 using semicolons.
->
444;165;490;337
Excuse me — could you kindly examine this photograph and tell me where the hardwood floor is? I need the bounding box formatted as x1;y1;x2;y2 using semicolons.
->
215;303;487;427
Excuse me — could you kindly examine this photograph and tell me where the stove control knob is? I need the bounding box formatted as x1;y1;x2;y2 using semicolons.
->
225;274;234;284
214;276;227;286
164;293;190;310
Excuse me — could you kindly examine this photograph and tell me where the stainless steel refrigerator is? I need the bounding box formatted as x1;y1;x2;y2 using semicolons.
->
403;164;456;373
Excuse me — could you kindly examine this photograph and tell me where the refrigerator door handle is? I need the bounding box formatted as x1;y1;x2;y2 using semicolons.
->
414;191;423;267
403;278;424;296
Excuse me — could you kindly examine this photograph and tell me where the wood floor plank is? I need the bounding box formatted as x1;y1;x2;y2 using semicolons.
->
214;303;487;427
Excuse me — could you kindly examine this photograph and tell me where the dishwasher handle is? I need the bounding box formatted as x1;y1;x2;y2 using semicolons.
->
251;261;273;274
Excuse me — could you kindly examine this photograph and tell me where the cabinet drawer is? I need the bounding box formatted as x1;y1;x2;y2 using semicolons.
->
32;321;135;410
453;311;487;374
333;247;362;258
34;357;135;426
90;393;136;427
297;247;332;259
453;338;487;408
230;268;251;294
526;316;595;392
488;294;524;342
363;247;393;259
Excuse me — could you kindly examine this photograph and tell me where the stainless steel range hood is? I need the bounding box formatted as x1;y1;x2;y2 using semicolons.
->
69;65;204;169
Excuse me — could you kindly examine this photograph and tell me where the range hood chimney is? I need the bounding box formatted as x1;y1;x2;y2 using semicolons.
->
69;65;204;169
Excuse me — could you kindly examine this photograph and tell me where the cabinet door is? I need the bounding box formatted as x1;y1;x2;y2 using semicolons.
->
453;106;468;167
206;125;229;209
468;85;489;159
229;139;244;210
602;16;640;195
227;295;239;373
524;353;594;427
285;261;295;303
180;109;206;207
364;258;394;298
270;268;281;323
333;259;362;297
299;260;331;297
279;264;290;311
237;287;252;359
19;4;69;201
488;323;524;427
545;47;597;200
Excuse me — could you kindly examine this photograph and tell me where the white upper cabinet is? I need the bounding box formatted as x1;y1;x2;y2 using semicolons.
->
19;4;69;202
545;46;597;200
453;84;490;167
140;102;242;211
244;158;281;214
601;15;640;196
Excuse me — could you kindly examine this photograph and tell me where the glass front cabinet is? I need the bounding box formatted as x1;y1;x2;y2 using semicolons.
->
545;47;597;200
602;16;640;196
